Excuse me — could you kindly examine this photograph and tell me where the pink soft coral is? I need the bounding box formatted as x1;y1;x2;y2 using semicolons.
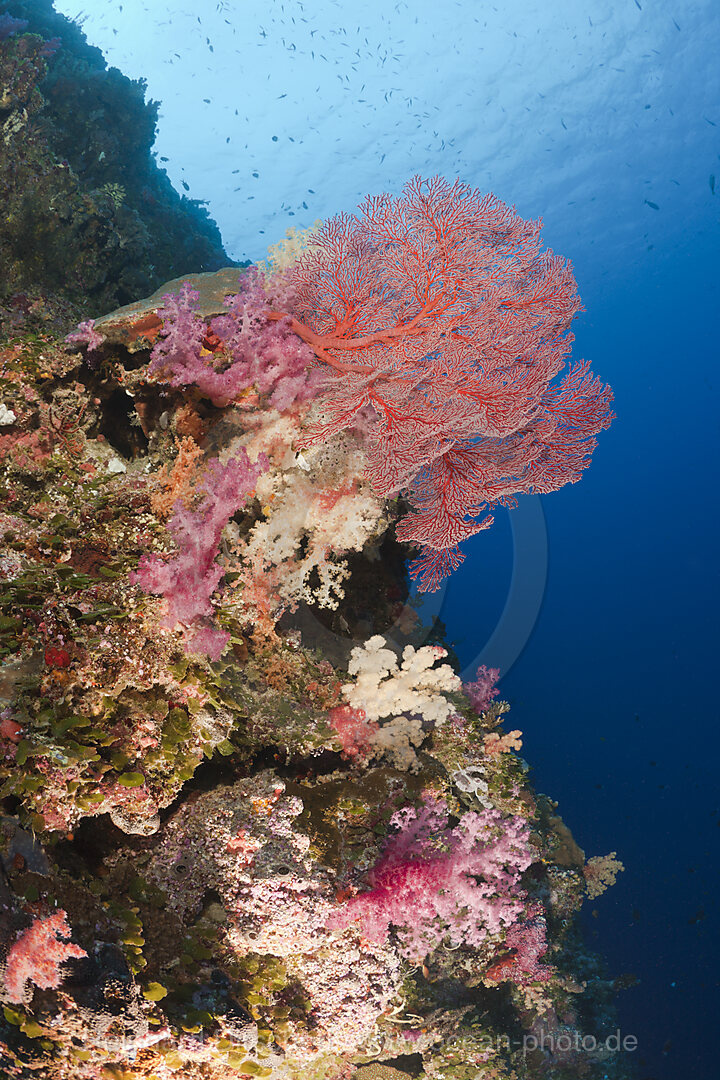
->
486;903;552;984
328;704;379;761
464;664;500;714
65;319;105;358
131;448;268;659
328;797;536;961
147;274;323;410
2;911;86;1004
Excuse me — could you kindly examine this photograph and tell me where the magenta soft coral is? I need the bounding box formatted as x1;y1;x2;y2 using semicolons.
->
328;796;537;961
131;448;268;659
464;664;500;714
2;911;86;1005
147;274;323;410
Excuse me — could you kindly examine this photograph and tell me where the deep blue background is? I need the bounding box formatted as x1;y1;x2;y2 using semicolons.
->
440;232;720;1079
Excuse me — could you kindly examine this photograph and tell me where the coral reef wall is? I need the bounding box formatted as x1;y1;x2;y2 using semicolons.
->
0;0;236;331
0;13;631;1079
0;262;631;1079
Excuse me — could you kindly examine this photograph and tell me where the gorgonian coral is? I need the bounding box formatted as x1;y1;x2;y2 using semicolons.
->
271;175;614;589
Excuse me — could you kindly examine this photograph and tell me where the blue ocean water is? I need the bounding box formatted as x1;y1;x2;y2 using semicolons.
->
48;1;720;1076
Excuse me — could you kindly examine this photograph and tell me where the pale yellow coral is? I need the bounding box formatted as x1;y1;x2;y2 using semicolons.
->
343;636;461;725
257;220;323;274
584;852;625;899
237;429;387;612
342;636;462;770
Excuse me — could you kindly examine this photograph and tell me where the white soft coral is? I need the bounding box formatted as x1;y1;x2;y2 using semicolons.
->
239;430;387;611
343;636;460;723
342;636;461;770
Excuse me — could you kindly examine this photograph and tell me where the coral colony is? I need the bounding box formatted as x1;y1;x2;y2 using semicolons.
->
0;174;628;1079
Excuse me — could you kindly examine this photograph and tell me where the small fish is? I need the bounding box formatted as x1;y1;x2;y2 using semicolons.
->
710;174;716;195
560;118;567;130
644;199;659;210
182;180;190;191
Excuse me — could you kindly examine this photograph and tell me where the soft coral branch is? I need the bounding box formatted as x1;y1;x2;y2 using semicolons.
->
2;912;86;1005
328;796;537;962
131;448;268;659
147;274;323;410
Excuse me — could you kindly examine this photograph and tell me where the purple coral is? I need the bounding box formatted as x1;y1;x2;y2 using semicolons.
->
328;797;536;961
146;281;206;384
65;319;105;362
147;272;323;410
38;36;61;58
464;664;500;714
131;447;268;659
0;15;28;41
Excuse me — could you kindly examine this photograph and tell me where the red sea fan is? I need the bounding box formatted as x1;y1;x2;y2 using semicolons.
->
271;175;614;589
